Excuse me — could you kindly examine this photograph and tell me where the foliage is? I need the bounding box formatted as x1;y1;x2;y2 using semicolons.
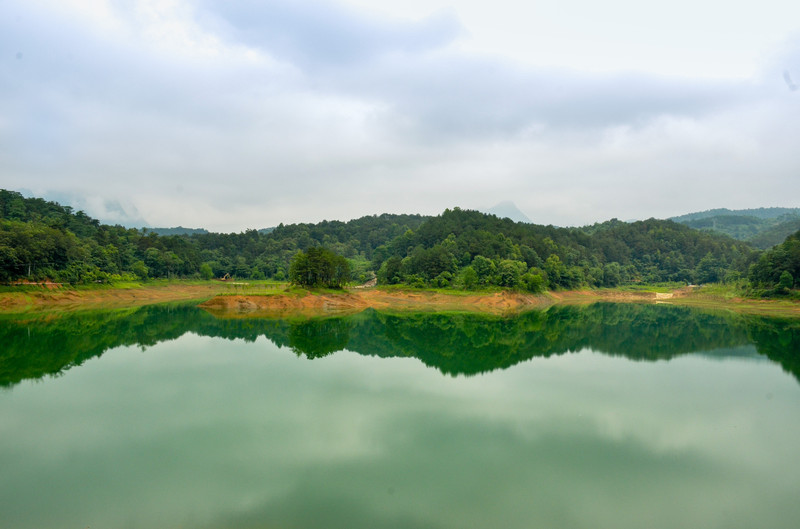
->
371;208;756;291
748;229;800;295
671;207;800;249
289;247;350;288
0;189;425;284
0;189;778;296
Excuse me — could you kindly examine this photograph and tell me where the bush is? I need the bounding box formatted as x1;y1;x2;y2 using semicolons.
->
199;263;214;280
522;272;546;293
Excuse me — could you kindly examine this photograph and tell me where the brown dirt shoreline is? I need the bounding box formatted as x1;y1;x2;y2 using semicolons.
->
199;289;551;317
0;283;227;313
1;283;798;318
200;287;800;318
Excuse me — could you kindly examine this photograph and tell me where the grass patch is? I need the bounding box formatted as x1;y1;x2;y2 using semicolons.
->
615;282;687;293
370;284;509;296
690;283;744;299
217;280;290;296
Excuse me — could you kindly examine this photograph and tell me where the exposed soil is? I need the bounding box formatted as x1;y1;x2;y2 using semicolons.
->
547;286;698;304
2;283;798;318
0;283;227;313
200;289;551;317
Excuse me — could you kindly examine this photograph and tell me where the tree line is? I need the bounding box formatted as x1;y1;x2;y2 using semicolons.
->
0;189;424;284
370;208;758;292
1;189;797;296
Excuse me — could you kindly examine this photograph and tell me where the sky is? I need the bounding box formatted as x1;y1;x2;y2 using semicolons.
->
1;0;799;232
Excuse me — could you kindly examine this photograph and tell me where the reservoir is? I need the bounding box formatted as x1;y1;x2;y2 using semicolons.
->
1;303;799;528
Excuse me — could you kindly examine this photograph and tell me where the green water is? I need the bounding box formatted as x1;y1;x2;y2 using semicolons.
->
1;303;799;529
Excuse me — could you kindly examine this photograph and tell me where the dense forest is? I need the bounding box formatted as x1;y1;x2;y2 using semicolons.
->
0;189;426;284
748;229;800;294
370;208;756;290
1;189;797;295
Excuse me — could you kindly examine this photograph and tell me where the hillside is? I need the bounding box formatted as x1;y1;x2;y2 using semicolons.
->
748;228;800;293
671;207;800;222
145;227;210;236
0;189;427;283
671;207;800;249
1;189;788;293
371;208;755;290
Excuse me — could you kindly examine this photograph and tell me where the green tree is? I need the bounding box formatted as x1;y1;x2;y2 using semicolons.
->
289;247;350;288
131;260;149;280
602;262;622;287
199;262;214;280
694;252;721;284
497;259;526;287
377;256;403;285
544;254;565;289
521;272;546;293
471;255;496;285
459;266;479;290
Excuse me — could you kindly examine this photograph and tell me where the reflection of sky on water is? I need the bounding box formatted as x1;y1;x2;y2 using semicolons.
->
1;333;799;529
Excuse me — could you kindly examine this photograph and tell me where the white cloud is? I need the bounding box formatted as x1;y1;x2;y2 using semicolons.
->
1;0;798;230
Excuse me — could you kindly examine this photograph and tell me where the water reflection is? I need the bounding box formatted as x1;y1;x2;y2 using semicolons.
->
1;303;799;529
1;302;798;387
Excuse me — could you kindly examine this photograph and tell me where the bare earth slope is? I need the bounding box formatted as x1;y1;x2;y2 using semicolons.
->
199;290;549;317
1;283;798;317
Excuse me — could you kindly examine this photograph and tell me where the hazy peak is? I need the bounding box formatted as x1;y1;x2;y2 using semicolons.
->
483;201;532;223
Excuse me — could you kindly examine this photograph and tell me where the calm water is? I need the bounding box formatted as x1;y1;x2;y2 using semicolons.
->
1;303;799;529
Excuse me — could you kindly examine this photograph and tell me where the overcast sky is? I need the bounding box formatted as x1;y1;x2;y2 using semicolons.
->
2;0;799;231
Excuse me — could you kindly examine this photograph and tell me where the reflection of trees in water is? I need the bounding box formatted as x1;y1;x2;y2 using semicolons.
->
347;305;754;376
288;317;354;359
743;316;800;385
2;303;799;387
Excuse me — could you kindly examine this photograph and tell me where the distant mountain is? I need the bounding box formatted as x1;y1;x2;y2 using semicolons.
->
671;208;800;249
144;226;209;236
671;207;800;222
483;201;531;223
746;217;800;249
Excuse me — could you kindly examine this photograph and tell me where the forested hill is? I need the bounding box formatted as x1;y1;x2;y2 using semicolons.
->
0;189;427;283
748;229;800;294
1;189;791;293
670;207;800;249
371;208;756;290
0;189;102;237
671;207;800;222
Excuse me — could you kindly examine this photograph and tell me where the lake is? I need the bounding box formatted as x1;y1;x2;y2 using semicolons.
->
1;303;799;529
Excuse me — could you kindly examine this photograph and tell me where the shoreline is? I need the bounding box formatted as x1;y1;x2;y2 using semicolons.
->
1;282;799;318
199;289;551;317
0;282;228;314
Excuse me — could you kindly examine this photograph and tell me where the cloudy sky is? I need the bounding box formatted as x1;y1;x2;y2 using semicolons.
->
2;0;799;231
